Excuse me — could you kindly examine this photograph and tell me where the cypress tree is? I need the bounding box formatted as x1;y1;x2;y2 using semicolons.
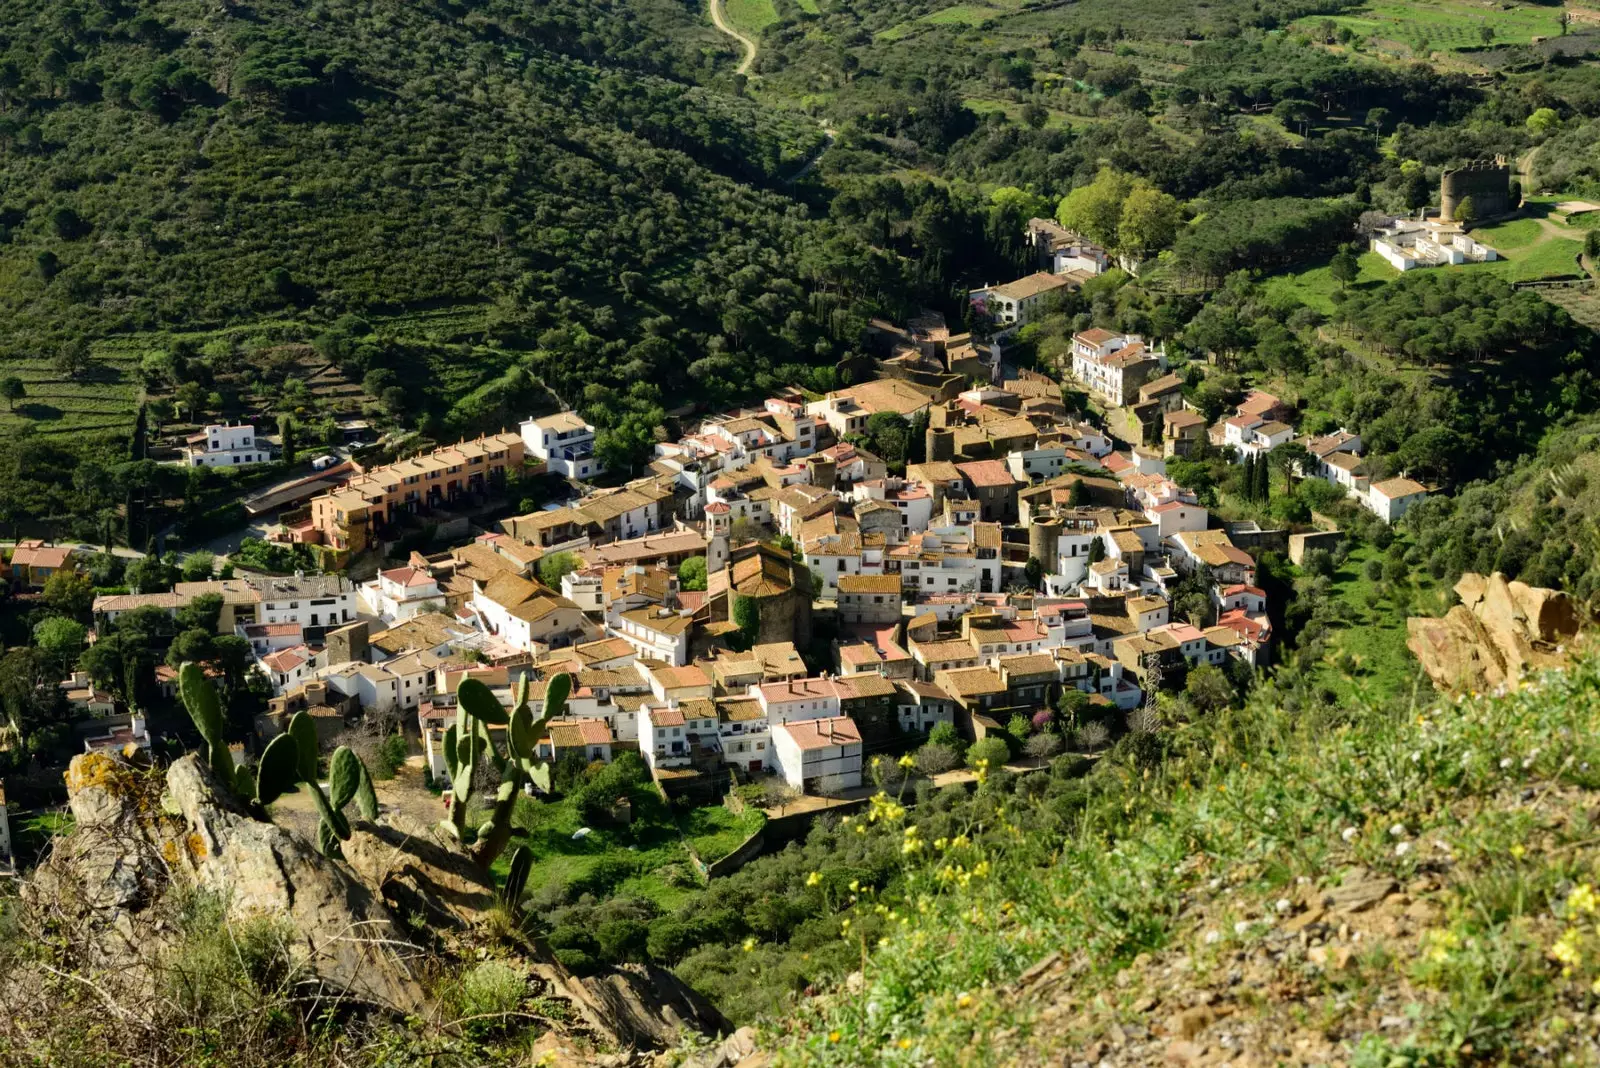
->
1242;455;1256;501
1257;454;1271;500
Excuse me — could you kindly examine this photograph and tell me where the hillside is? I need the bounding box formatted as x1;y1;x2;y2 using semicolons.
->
763;641;1600;1065
0;0;886;445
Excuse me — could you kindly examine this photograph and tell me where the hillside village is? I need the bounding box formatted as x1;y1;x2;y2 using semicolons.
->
0;237;1435;830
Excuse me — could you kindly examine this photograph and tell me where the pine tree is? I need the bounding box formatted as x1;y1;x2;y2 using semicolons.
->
130;404;148;460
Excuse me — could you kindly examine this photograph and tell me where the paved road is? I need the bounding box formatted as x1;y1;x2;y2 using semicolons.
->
709;0;757;75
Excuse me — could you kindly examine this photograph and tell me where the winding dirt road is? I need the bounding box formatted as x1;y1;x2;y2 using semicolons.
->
709;0;757;76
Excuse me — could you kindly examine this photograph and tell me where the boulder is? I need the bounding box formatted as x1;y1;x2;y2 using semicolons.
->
1407;571;1586;694
166;755;430;1013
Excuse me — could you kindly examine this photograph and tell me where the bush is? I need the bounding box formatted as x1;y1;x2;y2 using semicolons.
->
928;722;964;754
1024;733;1064;759
374;732;407;780
456;961;526;1034
915;743;961;775
967;736;1011;770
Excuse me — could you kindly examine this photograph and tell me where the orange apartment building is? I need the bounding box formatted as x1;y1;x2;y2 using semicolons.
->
302;432;526;555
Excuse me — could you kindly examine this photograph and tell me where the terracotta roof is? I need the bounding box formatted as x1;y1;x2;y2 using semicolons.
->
836;574;902;596
777;716;861;750
834;673;897;700
651;663;712;690
546;718;613;748
11;544;73;569
956;459;1016;489
1074;328;1117;345
759;677;837;703
645;705;686;728
936;667;1007;698
382;566;437;587
1371;477;1427;499
717;697;766;723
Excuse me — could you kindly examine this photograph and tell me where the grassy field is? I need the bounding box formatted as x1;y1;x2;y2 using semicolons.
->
488;788;767;911
795;0;820;11
1262;250;1395;315
1291;0;1566;52
877;0;1029;39
1314;539;1449;705
724;0;780;34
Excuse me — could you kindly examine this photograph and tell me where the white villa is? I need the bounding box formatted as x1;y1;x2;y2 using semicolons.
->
182;424;270;467
520;411;604;481
1371;220;1498;272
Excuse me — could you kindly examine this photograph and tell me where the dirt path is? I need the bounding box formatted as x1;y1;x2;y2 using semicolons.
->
787;123;836;182
709;0;757;76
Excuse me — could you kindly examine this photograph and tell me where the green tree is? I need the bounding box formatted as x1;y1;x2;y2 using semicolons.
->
176;591;224;632
1117;185;1182;256
1453;196;1478;226
1329;247;1360;291
0;375;23;410
732;594;761;650
43;569;94;618
32;616;87;668
1056;168;1135;249
1024;556;1043;589
1185;664;1234;714
537;550;579;590
279;414;297;466
678;556;708;591
180;552;216;583
1526;107;1559;135
165;627;217;668
967;735;1011;769
53;339;92;380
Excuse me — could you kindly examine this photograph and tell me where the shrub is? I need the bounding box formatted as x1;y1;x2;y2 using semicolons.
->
915;743;961;775
456;961;526;1033
967;737;1011;770
1025;733;1064;759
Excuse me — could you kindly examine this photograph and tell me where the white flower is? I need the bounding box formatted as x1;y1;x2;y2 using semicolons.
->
1394;842;1413;857
1389;824;1407;838
1499;757;1513;770
1204;930;1221;945
1275;898;1291;914
1209;878;1223;891
1234;920;1251;935
1341;827;1359;843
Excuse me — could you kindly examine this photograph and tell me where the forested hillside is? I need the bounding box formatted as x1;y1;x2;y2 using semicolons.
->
0;0;931;484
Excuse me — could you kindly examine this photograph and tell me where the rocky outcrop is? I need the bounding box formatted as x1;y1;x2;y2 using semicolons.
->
166;755;431;1013
25;751;728;1063
1407;571;1586;694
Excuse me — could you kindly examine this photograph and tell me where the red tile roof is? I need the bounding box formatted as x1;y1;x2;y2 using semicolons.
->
778;716;861;750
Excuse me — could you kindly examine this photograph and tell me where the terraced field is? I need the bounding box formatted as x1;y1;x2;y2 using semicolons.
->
0;345;143;437
1291;0;1567;53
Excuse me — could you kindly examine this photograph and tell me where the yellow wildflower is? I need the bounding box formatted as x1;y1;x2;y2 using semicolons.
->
957;994;973;1009
1551;928;1584;968
806;871;822;887
898;754;916;770
848;879;860;892
1569;884;1598;916
898;1039;912;1050
828;1031;841;1044
1510;843;1526;860
742;937;756;952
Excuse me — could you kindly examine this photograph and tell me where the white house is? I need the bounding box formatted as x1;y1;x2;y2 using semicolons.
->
359;566;443;623
1371;221;1498;272
182;424;269;467
1365;477;1429;524
640;701;718;771
969;272;1077;328
252;574;357;634
608;605;694;666
717;696;772;774
322;660;400;715
1215;584;1267;615
772;716;863;792
520;411;605;480
753;677;840;725
1070;330;1167;407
